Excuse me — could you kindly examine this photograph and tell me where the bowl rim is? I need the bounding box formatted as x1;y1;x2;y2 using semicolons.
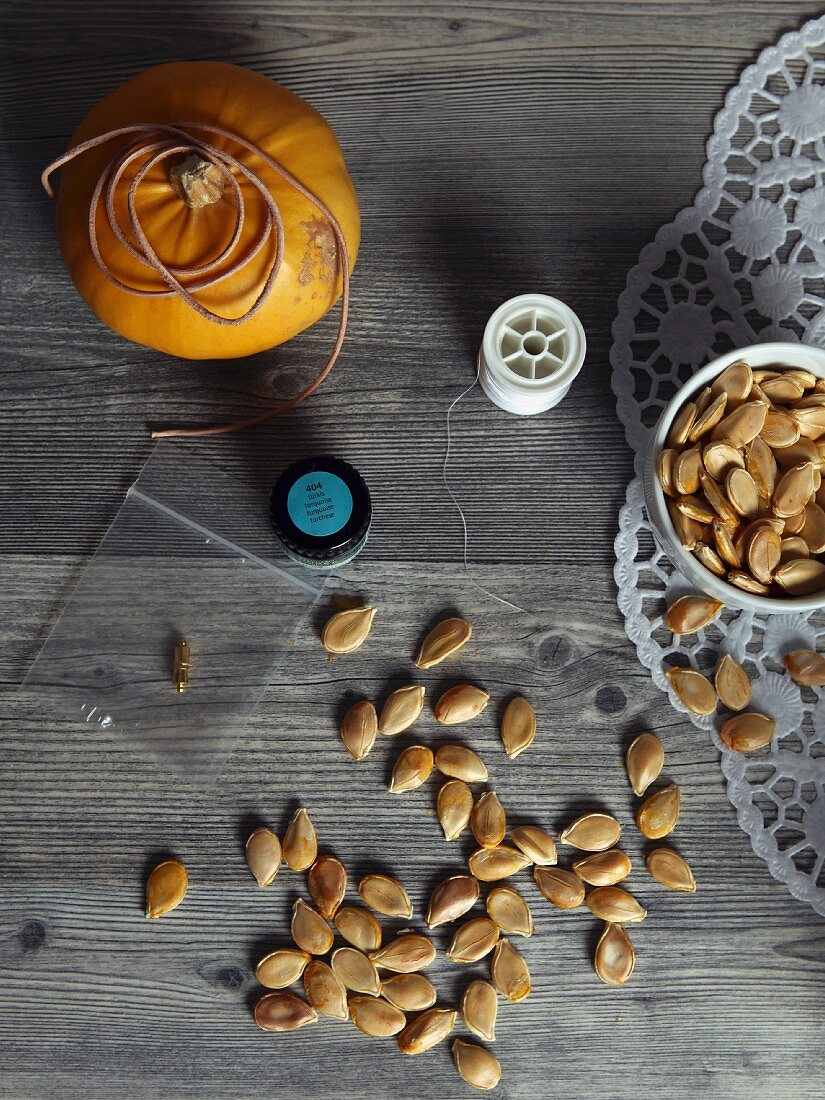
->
645;341;825;614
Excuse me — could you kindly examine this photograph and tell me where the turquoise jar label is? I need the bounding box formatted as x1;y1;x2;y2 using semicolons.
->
286;471;353;538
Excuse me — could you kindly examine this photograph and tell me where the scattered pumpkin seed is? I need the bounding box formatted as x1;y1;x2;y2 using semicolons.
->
718;711;776;752
322;606;377;654
468;846;531;882
145;859;188;919
330;947;382;996
490;938;531;1002
415;617;472;668
303;959;348;1020
471;791;507;848
380;973;437;1013
664;594;724;634
500;695;537;758
358;874;413;919
784;649;825;686
586;886;647;924
334;906;382;953
594;922;636;986
510;824;558;866
636;784;682;839
282;808;317;872
307;855;347;920
397;1007;456;1055
435;744;489;783
665;667;718;716
349;995;406;1037
255;948;311;989
426;875;480;928
461;979;498;1042
485;885;534;937
245;827;281;888
437;779;475;840
452;1039;502;1092
378;685;425;737
558;812;622;852
434;684;490;725
533;866;585;909
572;848;632;886
447;917;500;963
291;899;334;955
714;654;751;711
340;699;378;761
625;731;664;797
388;744;434;793
646;847;697;893
254;991;317;1033
371;933;436;973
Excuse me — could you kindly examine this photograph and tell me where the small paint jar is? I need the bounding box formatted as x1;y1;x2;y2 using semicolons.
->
270;455;372;569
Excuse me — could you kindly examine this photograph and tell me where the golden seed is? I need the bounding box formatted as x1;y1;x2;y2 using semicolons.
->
713;519;742;568
426;875;480;928
334;906;382;953
594;922;636;986
695;385;714;414
714;654;751;711
471;791;507;848
510;825;558;866
693;542;726;576
636;784;682;839
452;1039;502;1092
760;374;805;402
500;695;537;758
322;606;377;654
668;499;705;551
447;917;500;964
291;898;334;955
490;938;531;1002
784;649;825;686
672;447;703;495
664;594;724;635
760;407;801;449
667;401;697;447
572;849;632;887
340;699;378;761
434;684;490;725
370;933;437;973
747;524;781;584
787;369;818;390
688;391;727;441
676;494;717;524
468;846;531;882
378;685;425;737
437;779;475;840
255;948;311;989
533;866;585;909
397;1007;456;1055
718;711;776;752
415;617;472;669
282;808;317;872
254;991;317;1033
725;468;760;518
307;855;347;920
775;437;822;470
792;404;825;438
461;979;498;1042
704;440;745;481
711;360;752;402
773;461;816;518
485;885;534;937
665;667;718;716
699;469;740;528
558;812;622;852
388;744;434;793
646;847;697;892
245;827;281;888
625;731;665;797
710;400;767;448
784;509;807;535
380;973;437;1012
349;995;406;1037
657;448;678;497
802;501;825;553
745;435;777;498
727;569;770;595
330;947;382;996
774;557;825;595
780;536;810;562
586;886;647;924
303;959;348;1020
358;874;413;919
145;859;188;919
435;744;489;783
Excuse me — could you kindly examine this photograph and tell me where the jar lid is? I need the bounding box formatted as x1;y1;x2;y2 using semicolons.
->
270;456;371;564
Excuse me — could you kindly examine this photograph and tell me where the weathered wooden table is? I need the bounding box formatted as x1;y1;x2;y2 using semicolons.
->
3;3;824;1097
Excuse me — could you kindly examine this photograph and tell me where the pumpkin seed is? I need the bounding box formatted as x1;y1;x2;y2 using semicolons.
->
745;435;777;498
774;557;825;595
657;448;678;497
572;848;632;886
667;401;697;447
452;1039;502;1092
797;392;825;409
378;685;425;737
594;922;636;986
145;859;188;919
533;866;585;909
380;973;437;1012
625;731;665;797
676;494;717;523
693;542;727;576
714;654;751;711
340;699;378;761
426;875;480;928
747;524;781;584
711;400;767;448
775;437;822;470
636;784;682;839
415;617;472;668
699;469;740;527
303;959;348;1020
485;885;534;937
784;649;825;686
307;855;347;920
254;991;317;1033
437;779;475;840
780;536;810;562
468;846;531;882
668;500;705;550
510;825;558;866
586;886;647;924
688;391;727;440
760;374;805;402
665;667;718;716
718;711;776;752
713;519;741;567
471;791;507;848
646;847;697;893
711;360;752;401
784;509;807;535
490;938;531;1002
447;917;500;963
371;933;436;973
388;744;434;793
322;606;377;654
725;468;760;518
802;501;825;552
291;899;334;955
760;407;801;449
435;744;489;783
558;812;621;852
245;827;281;888
358;874;413;919
349;995;406;1037
728;569;770;594
334;906;382;953
672;447;703;495
664;593;724;634
397;1008;456;1055
789;369;819;390
434;684;490;725
792;404;825;439
461;979;498;1042
695;385;714;414
255;948;312;989
773;461;815;517
500;695;536;758
704;440;745;481
330;947;382;996
282;808;317;872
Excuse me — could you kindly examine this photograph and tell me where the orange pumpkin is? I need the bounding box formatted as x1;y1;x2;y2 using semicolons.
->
46;61;360;361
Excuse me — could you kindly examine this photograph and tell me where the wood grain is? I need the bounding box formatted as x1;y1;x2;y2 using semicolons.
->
2;3;824;1097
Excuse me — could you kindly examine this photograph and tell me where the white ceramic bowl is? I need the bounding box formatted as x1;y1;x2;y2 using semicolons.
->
644;341;825;614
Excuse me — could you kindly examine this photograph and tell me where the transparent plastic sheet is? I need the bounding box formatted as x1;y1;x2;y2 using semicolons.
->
21;444;324;786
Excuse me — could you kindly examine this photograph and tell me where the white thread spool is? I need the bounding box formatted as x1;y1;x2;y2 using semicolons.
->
478;294;586;415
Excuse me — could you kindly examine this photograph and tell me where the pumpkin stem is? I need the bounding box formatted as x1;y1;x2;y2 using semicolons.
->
169;154;225;209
